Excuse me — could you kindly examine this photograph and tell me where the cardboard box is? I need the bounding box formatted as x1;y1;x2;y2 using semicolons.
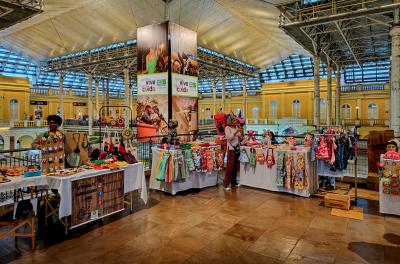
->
324;193;351;210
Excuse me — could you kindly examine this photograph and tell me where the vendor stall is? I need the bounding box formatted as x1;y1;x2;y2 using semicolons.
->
379;158;400;216
149;145;221;195
239;146;318;197
0;163;147;227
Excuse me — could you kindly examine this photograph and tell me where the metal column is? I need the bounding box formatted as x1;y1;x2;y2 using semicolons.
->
59;73;64;120
95;78;99;120
314;55;321;126
243;78;247;119
106;79;110;116
213;79;217;116
221;75;226;112
327;65;333;126
88;73;93;136
390;7;400;136
335;65;341;126
123;68;130;126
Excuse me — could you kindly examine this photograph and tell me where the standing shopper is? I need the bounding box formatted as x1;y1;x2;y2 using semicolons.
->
223;116;243;190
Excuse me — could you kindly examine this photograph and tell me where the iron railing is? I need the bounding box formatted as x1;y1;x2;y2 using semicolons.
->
0;148;41;167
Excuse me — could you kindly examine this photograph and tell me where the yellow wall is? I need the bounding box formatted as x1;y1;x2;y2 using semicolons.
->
0;76;138;121
0;76;30;121
0;76;390;125
198;79;389;123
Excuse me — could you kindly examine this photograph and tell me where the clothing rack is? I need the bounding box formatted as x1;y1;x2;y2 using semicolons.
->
314;132;358;204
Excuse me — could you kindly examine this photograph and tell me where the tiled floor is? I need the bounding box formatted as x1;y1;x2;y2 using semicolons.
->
1;186;400;264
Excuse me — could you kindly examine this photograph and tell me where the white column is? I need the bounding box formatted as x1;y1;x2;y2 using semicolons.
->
221;75;226;112
243;78;247;119
314;55;321;126
390;10;400;136
335;65;341;126
59;73;64;120
95;78;99;120
88;73;93;136
327;65;333;126
123;68;130;127
212;79;217;116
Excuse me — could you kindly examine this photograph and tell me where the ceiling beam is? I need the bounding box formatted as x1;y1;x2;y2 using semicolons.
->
334;21;361;68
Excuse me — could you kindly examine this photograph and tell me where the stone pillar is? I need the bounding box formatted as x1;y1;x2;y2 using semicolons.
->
95;78;99;120
213;79;217;116
221;75;226;112
390;10;400;136
314;55;321;126
88;73;93;135
327;65;333;126
335;65;341;126
59;73;64;120
123;68;130;127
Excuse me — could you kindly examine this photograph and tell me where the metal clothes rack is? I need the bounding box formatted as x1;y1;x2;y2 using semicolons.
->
313;132;358;204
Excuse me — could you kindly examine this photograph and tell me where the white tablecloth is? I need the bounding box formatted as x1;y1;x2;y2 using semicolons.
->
149;147;218;195
240;146;318;197
0;163;147;218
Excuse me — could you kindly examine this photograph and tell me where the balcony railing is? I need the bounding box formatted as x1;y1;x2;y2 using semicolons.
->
341;83;386;93
2;120;48;128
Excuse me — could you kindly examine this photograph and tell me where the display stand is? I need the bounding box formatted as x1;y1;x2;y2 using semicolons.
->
379;159;400;216
149;147;218;195
1;163;147;234
240;146;318;197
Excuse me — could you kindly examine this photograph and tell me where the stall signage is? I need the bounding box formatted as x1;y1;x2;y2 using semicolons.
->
73;102;87;106
30;100;47;105
172;73;198;97
71;170;124;227
137;73;168;96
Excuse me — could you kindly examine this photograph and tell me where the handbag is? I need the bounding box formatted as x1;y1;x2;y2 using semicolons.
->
266;148;276;169
256;151;265;165
239;149;250;163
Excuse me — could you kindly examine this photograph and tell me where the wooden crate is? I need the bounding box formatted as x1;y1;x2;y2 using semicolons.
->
324;193;351;210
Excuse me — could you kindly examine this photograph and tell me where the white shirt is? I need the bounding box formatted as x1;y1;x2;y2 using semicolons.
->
225;126;240;150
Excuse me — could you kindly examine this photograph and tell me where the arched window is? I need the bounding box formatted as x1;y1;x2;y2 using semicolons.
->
269;100;277;118
342;104;351;119
235;107;241;116
292;99;301;118
252;106;259;119
10;99;19;120
368;104;378;119
320;99;326;120
205;108;211;119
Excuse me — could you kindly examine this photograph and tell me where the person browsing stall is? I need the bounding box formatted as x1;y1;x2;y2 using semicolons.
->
223;116;243;191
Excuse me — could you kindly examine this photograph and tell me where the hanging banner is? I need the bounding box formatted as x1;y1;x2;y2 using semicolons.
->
169;22;198;135
171;73;198;97
137;73;168;96
137;22;169;135
170;22;198;77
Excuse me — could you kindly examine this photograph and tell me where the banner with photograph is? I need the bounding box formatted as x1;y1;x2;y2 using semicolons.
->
137;73;168;96
137;22;169;136
137;22;168;75
172;96;198;135
170;23;198;77
172;73;198;97
170;23;198;135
